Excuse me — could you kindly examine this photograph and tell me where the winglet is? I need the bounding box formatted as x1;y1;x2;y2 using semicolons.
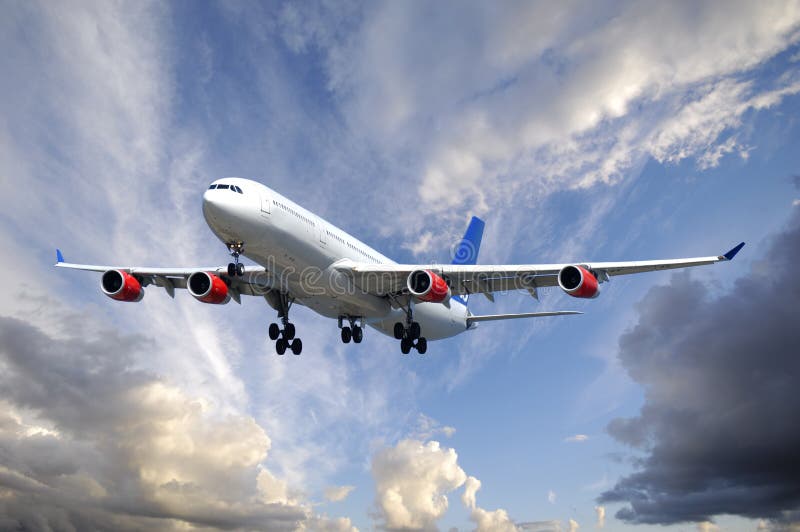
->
722;242;745;261
56;249;64;263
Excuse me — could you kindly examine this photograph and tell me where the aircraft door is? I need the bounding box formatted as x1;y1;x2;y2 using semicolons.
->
260;190;271;217
318;217;327;246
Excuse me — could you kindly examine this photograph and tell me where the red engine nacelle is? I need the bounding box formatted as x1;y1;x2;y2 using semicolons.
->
187;272;230;304
558;265;600;299
101;269;144;302
407;270;451;303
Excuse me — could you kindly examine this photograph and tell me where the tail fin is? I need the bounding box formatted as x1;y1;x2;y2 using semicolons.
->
452;216;485;266
451;216;485;307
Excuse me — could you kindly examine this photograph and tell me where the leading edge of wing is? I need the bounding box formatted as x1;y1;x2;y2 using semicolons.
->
54;249;265;276
467;311;582;324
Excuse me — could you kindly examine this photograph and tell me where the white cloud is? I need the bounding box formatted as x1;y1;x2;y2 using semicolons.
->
324;485;355;503
568;518;580;532
462;475;520;532
0;314;355;530
299;1;800;221
792;199;800;206
564;434;589;443
697;522;720;532
594;506;605;528
371;439;467;529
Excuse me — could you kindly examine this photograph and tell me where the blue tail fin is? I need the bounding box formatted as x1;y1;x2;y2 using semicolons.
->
451;216;485;307
452;216;485;266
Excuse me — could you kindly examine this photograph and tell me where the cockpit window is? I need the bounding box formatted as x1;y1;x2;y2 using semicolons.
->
217;184;230;190
208;184;217;189
234;186;243;194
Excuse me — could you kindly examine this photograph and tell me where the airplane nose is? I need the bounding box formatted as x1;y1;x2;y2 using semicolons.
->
202;188;236;227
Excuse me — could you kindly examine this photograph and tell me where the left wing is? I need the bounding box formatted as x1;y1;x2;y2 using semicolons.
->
335;242;745;300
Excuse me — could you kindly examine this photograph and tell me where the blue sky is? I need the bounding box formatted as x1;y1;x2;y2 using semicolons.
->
1;1;799;531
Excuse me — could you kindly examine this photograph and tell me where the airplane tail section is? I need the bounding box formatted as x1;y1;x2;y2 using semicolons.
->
451;216;485;307
467;311;582;326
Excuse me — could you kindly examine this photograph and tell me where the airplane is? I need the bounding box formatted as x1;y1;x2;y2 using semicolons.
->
55;177;745;356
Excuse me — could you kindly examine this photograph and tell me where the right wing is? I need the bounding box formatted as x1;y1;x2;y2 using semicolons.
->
55;250;273;300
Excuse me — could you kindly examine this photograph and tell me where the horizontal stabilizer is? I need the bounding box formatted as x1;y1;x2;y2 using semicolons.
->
467;311;582;325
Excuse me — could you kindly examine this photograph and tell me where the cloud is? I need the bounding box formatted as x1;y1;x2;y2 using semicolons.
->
564;434;589;443
372;440;526;531
548;490;557;504
697;522;720;532
0;313;354;531
325;485;355;503
304;0;800;218
371;439;467;530
599;207;800;523
568;518;579;532
595;506;605;528
462;475;520;532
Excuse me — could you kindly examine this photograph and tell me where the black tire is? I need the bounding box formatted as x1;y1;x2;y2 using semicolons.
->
352;326;363;343
393;322;405;339
236;262;245;276
291;338;302;355
341;326;352;343
227;263;236;277
409;322;421;340
400;338;412;354
276;338;287;355
284;323;296;340
268;323;280;340
416;337;427;355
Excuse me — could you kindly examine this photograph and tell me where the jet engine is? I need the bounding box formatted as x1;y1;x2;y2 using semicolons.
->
558;265;600;299
101;269;144;302
407;270;451;303
187;272;230;304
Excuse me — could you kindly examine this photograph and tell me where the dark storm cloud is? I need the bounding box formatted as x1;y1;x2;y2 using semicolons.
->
0;315;312;531
599;207;800;524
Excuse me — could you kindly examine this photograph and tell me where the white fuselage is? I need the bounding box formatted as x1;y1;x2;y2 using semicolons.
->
201;178;469;341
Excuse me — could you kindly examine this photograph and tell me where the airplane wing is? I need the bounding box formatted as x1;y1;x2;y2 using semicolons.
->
54;250;272;301
335;242;745;301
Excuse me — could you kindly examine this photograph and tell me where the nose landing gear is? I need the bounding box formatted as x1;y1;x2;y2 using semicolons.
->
226;242;245;277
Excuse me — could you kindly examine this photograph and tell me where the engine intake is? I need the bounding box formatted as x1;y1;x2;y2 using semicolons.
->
407;270;451;303
101;269;144;302
188;272;230;304
558;265;600;299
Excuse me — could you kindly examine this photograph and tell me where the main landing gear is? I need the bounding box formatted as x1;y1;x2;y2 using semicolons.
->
269;293;302;355
338;316;364;344
393;309;427;355
226;242;245;277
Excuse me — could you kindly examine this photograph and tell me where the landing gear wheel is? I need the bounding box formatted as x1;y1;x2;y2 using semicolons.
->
341;326;352;344
276;338;287;355
283;323;296;340
227;263;236;277
268;323;280;341
236;262;245;276
409;322;421;340
352;326;363;343
291;338;302;355
393;322;405;340
416;337;427;355
400;338;413;354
